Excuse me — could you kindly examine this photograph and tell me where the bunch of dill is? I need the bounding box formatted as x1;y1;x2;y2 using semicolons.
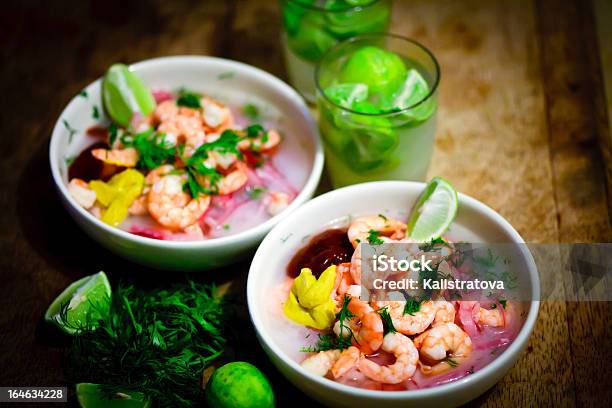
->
66;281;228;407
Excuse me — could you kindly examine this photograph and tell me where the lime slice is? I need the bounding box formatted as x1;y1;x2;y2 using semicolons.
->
324;83;368;109
407;177;458;242
76;383;150;408
339;46;407;96
44;271;111;334
102;64;156;127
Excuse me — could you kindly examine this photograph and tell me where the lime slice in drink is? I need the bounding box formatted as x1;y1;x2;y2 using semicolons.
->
339;46;406;95
102;64;156;127
76;383;150;408
407;177;458;242
324;83;369;109
44;271;112;334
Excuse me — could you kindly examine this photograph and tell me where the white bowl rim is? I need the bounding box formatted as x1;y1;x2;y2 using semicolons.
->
49;55;324;249
247;180;540;399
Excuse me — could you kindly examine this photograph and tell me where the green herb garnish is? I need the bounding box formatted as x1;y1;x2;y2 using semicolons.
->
377;307;397;335
445;357;459;368
223;224;230;230
247;186;267;200
499;299;507;309
66;281;227;407
79;90;88;98
403;298;421;315
92;105;100;120
242;104;260;120
108;123;119;147
127;129;177;170
63;119;77;144
419;237;449;252
176;89;202;109
217;71;234;80
367;230;384;245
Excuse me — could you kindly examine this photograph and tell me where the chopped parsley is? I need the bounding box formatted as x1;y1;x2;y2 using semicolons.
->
64;156;75;166
499;299;507;309
247;186;267;200
367;230;384;245
217;71;234;80
123;129;176;171
108;123;119;147
176;88;202;109
79;89;88;98
242;104;260;120
62;119;77;144
92;105;100;120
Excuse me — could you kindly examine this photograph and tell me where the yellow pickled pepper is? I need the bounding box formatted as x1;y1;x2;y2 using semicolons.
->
88;169;144;226
283;265;338;330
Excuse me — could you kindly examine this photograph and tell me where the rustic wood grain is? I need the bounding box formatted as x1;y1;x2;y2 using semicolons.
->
0;0;610;407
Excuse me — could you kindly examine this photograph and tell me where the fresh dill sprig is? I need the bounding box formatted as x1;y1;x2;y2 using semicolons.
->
403;298;421;315
66;281;228;407
418;237;449;252
300;295;356;353
376;307;397;335
445;357;459;368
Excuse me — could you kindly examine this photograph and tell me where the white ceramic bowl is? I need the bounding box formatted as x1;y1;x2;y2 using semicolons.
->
247;181;540;407
49;56;323;271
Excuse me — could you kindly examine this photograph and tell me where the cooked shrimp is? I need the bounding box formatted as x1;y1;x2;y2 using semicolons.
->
91;147;139;167
238;129;281;152
372;300;436;335
331;346;360;379
128;195;148;216
158;114;206;157
478;307;504;327
216;162;248;195
433;300;456;325
333;297;383;355
147;172;210;230
347;215;406;248
68;178;96;209
359;332;419;384
301;350;341;377
154;100;179;123
333;263;354;300
414;322;473;375
201;97;233;132
264;192;290;216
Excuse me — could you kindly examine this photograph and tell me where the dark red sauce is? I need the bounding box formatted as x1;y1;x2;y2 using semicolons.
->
86;125;109;139
68;141;109;182
287;228;354;278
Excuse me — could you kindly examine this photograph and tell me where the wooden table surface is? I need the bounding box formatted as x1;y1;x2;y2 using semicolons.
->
1;0;611;406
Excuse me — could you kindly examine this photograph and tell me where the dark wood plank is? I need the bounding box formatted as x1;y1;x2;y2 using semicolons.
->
534;1;612;407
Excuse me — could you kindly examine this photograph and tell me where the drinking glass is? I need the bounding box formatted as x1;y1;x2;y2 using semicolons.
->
315;34;440;187
279;0;391;102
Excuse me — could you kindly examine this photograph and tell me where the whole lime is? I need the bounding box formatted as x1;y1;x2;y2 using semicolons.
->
205;362;274;408
339;46;406;96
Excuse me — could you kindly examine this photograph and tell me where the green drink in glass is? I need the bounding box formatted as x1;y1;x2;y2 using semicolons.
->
315;34;440;187
280;0;391;102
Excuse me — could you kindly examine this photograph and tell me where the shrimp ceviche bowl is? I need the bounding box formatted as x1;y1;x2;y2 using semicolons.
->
248;180;539;407
50;56;323;270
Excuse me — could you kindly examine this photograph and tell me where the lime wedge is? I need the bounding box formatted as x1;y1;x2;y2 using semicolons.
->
407;177;458;242
76;383;150;408
44;271;111;334
102;64;156;127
